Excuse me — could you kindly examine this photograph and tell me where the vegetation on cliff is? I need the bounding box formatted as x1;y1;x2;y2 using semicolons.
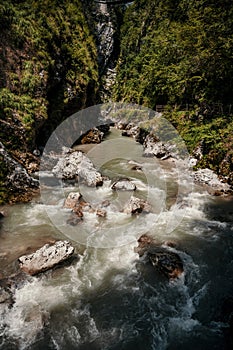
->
114;0;233;181
0;0;98;203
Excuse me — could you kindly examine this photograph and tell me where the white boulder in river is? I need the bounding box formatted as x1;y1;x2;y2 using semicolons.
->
52;151;103;186
18;241;75;275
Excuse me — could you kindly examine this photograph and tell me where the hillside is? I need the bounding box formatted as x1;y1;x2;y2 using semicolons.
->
113;0;233;182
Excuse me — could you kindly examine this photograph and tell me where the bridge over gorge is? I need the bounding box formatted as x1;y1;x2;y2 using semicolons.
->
93;0;133;4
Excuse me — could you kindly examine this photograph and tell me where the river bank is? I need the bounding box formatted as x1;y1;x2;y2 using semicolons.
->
0;125;233;349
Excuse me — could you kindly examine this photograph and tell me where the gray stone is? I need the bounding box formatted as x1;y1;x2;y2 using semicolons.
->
18;241;75;275
123;196;151;214
0;141;39;191
52;151;103;187
143;134;170;159
111;178;136;191
64;192;82;209
192;168;231;195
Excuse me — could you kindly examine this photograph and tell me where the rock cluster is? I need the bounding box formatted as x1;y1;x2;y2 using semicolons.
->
192;168;232;195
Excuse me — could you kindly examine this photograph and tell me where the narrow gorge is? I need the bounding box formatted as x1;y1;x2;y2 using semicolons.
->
0;1;233;349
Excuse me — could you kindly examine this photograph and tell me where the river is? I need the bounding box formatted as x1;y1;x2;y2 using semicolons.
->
0;128;233;349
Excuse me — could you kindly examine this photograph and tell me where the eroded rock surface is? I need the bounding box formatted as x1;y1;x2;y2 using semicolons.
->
64;192;82;209
52;151;103;186
18;241;75;275
123;196;151;214
143;134;170;159
192;168;232;195
0;142;39;195
149;251;184;279
136;234;183;279
111;178;136;191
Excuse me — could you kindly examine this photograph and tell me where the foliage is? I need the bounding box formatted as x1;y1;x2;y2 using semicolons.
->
0;0;98;152
0;0;99;203
115;0;233;108
114;0;233;180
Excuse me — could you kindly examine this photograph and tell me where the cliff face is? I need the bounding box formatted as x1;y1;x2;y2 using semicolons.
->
0;0;99;203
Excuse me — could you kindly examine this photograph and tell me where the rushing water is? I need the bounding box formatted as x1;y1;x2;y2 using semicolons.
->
0;128;233;350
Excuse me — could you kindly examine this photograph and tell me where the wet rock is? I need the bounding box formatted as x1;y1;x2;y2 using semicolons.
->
111;178;136;191
0;286;12;304
97;124;110;135
128;160;142;171
18;241;75;275
96;208;107;217
121;123;141;139
143;134;170;159
72;206;84;217
67;214;83;226
123;196;151;214
115;122;128;130
135;234;165;257
131;165;142;171
64;192;82;209
192;168;232;195
76;199;94;213
80;127;104;144
0;141;39;195
135;234;155;255
52;151;103;186
135;127;149;144
149;251;184;279
100;199;110;208
135;235;183;279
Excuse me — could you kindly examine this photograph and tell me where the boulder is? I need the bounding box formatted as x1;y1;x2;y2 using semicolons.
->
111;178;136;191
80;127;104;144
121;123;141;139
123;196;151;214
149;251;183;279
64;192;82;209
143;134;170;159
0;141;39;192
18;241;75;275
52;151;103;187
